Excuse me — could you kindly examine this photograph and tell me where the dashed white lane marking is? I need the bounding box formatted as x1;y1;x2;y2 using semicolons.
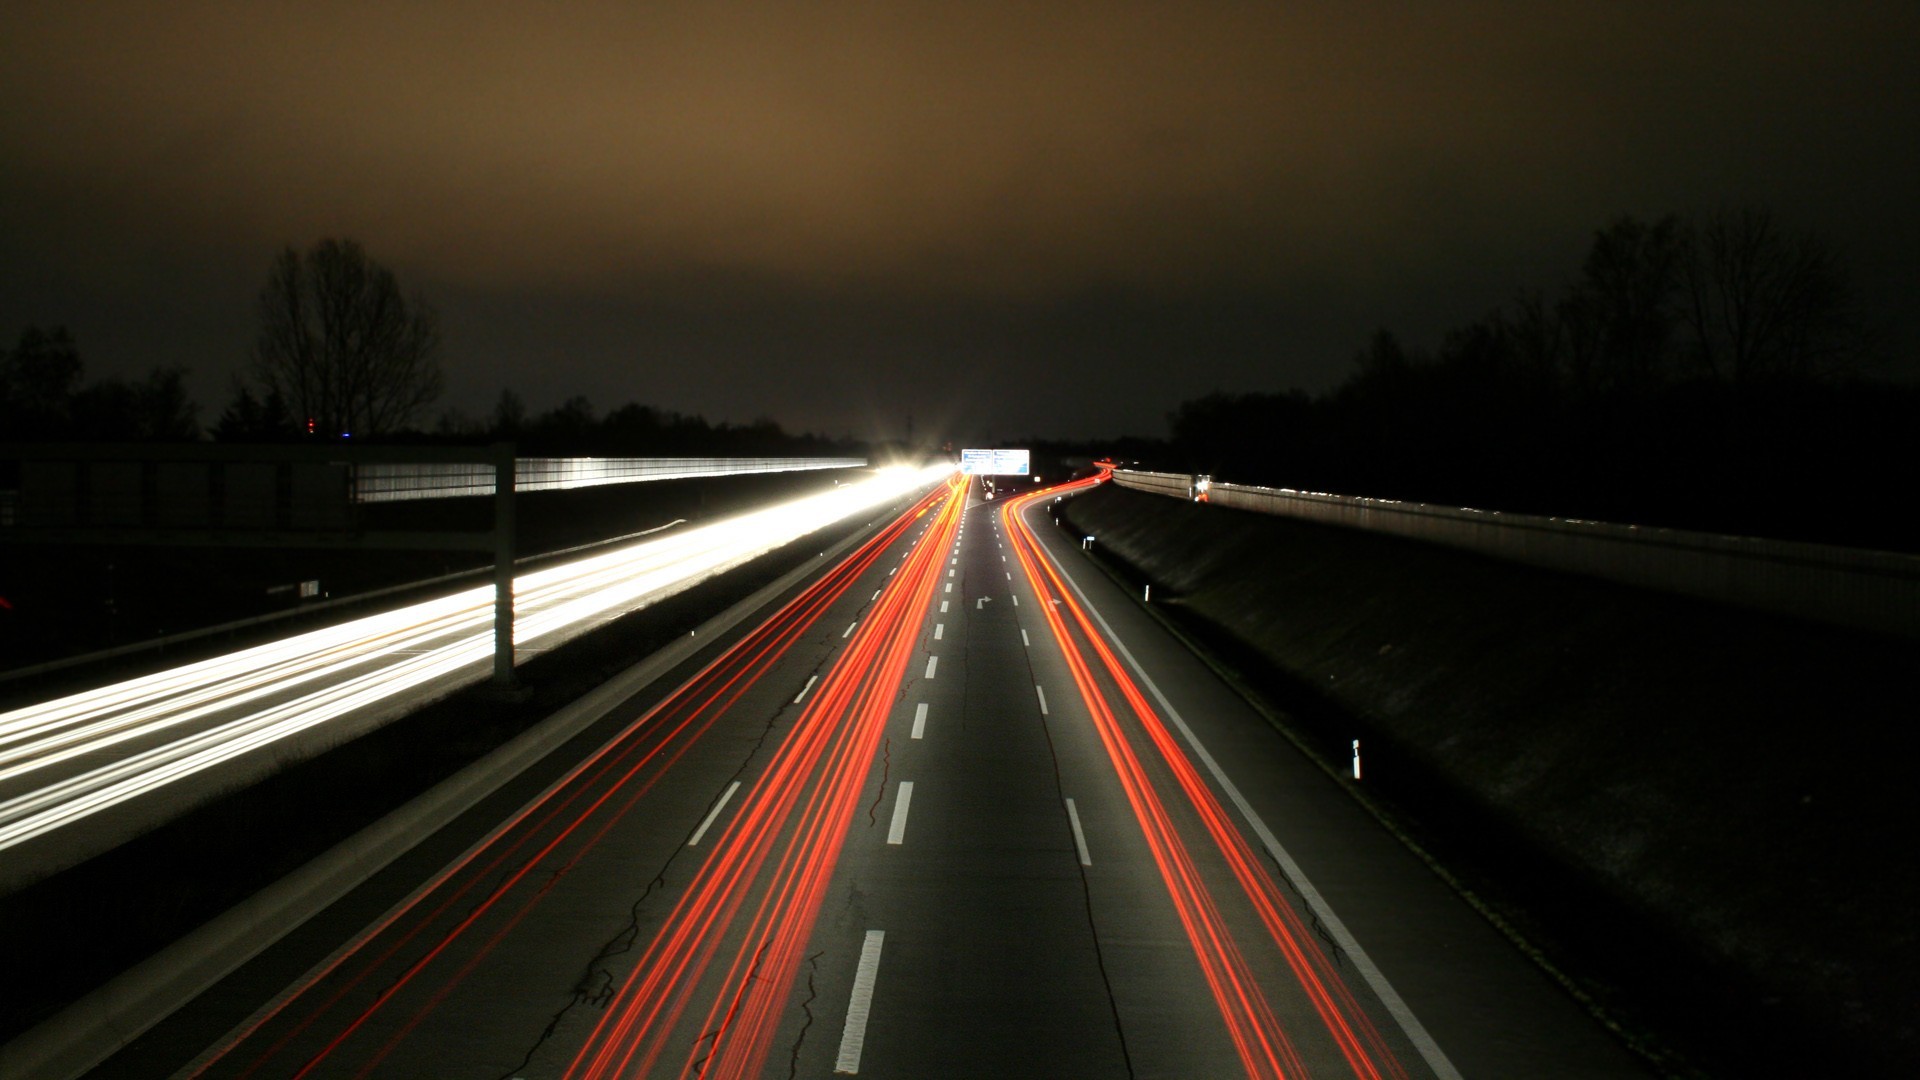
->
1064;798;1092;866
1011;595;1019;607
940;600;949;612
1041;526;1466;1080
911;703;928;739
1034;684;1049;715
688;781;741;847
1021;628;1030;647
944;583;952;593
871;589;881;601
843;621;857;638
948;569;955;578
887;781;914;845
794;675;819;703
925;655;939;679
934;623;944;640
890;567;896;576
1005;572;1012;580
951;557;958;565
1002;555;1007;562
835;930;887;1073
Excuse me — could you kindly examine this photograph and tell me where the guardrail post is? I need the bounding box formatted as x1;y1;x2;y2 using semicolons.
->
492;442;517;686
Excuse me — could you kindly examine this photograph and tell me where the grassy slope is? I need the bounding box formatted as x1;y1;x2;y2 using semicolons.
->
1062;482;1916;1077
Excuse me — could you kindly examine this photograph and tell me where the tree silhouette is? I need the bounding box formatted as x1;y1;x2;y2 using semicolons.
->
2;327;197;441
213;382;296;442
1681;207;1862;382
251;238;442;438
0;326;83;438
1559;216;1686;393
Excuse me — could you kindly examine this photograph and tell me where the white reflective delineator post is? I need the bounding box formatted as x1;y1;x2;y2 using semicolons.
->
1352;739;1362;780
1144;584;1151;602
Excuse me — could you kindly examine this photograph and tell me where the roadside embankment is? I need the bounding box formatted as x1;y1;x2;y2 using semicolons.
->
1059;481;1916;1078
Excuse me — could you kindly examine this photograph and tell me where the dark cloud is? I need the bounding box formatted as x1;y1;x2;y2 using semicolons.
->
3;2;1916;439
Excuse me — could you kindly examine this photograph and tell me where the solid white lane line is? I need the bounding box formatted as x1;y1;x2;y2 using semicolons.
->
1021;628;1030;647
843;621;857;638
1039;516;1465;1080
794;675;819;703
1065;798;1092;865
934;623;944;640
835;930;887;1073
925;655;938;679
911;703;928;739
886;781;914;845
688;781;741;847
1035;684;1049;715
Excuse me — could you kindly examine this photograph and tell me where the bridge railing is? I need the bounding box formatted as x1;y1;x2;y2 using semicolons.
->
1108;469;1919;637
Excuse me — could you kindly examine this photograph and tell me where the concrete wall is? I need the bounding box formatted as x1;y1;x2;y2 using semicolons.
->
1110;469;1919;637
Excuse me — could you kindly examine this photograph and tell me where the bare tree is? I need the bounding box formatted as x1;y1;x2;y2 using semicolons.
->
1559;216;1686;393
1680;208;1863;382
252;239;442;437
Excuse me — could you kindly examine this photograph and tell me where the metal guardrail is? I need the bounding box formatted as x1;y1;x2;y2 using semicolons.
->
1109;469;1920;637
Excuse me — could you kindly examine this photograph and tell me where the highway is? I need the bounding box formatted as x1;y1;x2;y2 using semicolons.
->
0;465;947;892
79;473;1650;1078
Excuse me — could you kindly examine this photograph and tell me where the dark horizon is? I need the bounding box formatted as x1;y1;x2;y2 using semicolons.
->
5;3;1918;443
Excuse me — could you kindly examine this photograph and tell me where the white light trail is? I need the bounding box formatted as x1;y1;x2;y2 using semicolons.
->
0;465;951;860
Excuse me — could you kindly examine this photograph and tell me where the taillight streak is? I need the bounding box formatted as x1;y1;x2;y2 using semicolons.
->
1003;479;1408;1080
185;484;945;1079
564;478;967;1080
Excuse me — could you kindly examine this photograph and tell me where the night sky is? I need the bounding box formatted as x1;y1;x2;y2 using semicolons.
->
4;3;1916;442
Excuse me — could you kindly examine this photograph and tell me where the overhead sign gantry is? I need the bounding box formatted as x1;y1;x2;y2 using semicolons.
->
959;448;1030;476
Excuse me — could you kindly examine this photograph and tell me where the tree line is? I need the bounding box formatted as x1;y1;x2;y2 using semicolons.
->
1161;209;1917;551
4;238;852;459
0;327;198;441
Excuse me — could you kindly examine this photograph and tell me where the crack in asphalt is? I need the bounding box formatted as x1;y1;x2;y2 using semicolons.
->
489;506;929;1080
868;736;892;827
689;937;773;1077
1013;505;1138;1079
492;669;803;1080
787;950;826;1079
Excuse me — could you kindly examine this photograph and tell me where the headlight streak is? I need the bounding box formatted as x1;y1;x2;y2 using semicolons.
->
0;467;950;860
1003;478;1409;1080
178;482;951;1080
564;477;968;1080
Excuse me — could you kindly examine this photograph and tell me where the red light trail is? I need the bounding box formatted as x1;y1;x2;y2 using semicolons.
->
178;478;959;1079
1003;473;1410;1080
565;477;965;1079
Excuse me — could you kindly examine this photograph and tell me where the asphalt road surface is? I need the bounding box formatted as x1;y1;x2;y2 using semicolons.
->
87;474;1651;1078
